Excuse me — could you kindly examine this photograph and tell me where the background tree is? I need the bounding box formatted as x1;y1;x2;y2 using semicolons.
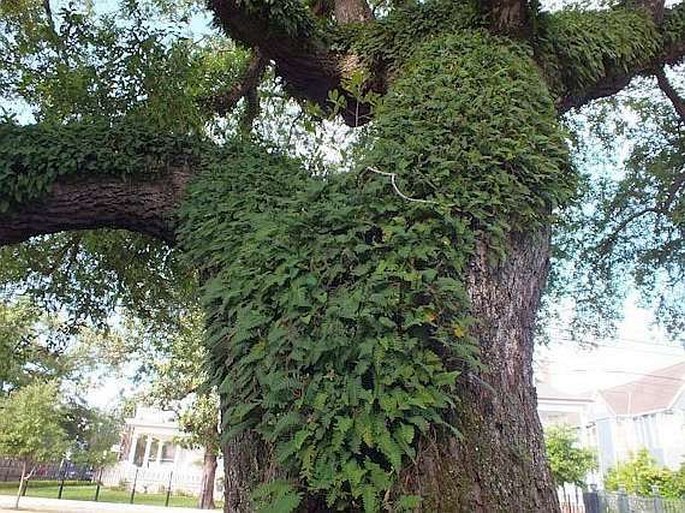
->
605;449;685;498
176;394;221;510
0;381;69;509
0;298;123;482
0;0;683;511
62;401;121;472
547;78;685;342
544;425;597;488
0;300;70;393
137;311;220;510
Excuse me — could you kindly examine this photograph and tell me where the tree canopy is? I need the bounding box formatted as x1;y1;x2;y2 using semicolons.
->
0;380;68;464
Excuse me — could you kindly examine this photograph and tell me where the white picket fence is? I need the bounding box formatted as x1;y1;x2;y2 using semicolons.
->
559;485;587;513
100;463;221;499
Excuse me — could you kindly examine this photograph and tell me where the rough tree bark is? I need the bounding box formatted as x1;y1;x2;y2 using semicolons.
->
0;170;190;246
397;231;555;512
222;430;280;512
199;448;218;510
218;230;555;513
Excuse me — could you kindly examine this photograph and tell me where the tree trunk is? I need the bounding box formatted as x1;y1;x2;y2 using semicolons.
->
199;448;218;509
14;460;27;510
221;229;558;512
396;229;558;512
222;430;282;512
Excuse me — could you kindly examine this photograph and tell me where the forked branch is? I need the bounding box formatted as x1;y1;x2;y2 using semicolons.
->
204;52;268;117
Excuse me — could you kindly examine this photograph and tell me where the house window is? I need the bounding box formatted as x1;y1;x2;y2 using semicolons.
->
133;437;146;467
161;442;176;464
148;438;160;463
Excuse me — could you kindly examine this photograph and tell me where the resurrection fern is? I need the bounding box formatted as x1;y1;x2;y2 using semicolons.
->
333;0;481;72
534;8;660;99
179;140;476;511
368;32;574;240
179;30;575;512
0;120;202;213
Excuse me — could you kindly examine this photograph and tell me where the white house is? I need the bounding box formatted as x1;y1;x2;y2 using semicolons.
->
120;408;197;470
537;381;594;430
101;407;223;498
590;361;685;475
536;360;685;478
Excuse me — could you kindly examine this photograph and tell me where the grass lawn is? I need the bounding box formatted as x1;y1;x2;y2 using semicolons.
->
0;480;219;508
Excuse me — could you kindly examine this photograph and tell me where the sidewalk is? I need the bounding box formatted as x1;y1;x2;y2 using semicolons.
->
0;496;211;513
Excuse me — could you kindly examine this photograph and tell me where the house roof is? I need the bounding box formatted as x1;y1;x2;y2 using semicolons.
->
536;382;592;402
599;361;685;416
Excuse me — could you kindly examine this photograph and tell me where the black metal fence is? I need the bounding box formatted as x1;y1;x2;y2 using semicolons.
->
0;458;93;483
0;458;218;509
584;487;685;513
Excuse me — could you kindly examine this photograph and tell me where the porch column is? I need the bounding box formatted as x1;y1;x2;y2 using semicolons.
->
142;435;152;467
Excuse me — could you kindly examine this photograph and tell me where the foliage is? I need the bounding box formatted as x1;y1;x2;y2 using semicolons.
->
0;381;69;463
0;300;125;471
180;140;470;510
0;120;202;214
334;0;479;72
251;479;304;513
0;299;77;392
0;231;198;331
238;0;318;38
548;73;685;340
0;119;202;330
62;401;121;468
368;32;575;239
534;8;660;99
141;310;221;455
0;0;242;129
605;449;685;499
0;307;119;466
176;394;220;454
544;425;596;487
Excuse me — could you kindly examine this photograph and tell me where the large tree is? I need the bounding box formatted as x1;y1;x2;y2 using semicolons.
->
0;0;683;512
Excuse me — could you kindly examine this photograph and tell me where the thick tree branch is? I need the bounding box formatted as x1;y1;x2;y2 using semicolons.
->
207;0;374;125
0;170;190;247
557;4;685;112
208;1;341;110
557;74;633;113
655;67;685;121
558;50;685;112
